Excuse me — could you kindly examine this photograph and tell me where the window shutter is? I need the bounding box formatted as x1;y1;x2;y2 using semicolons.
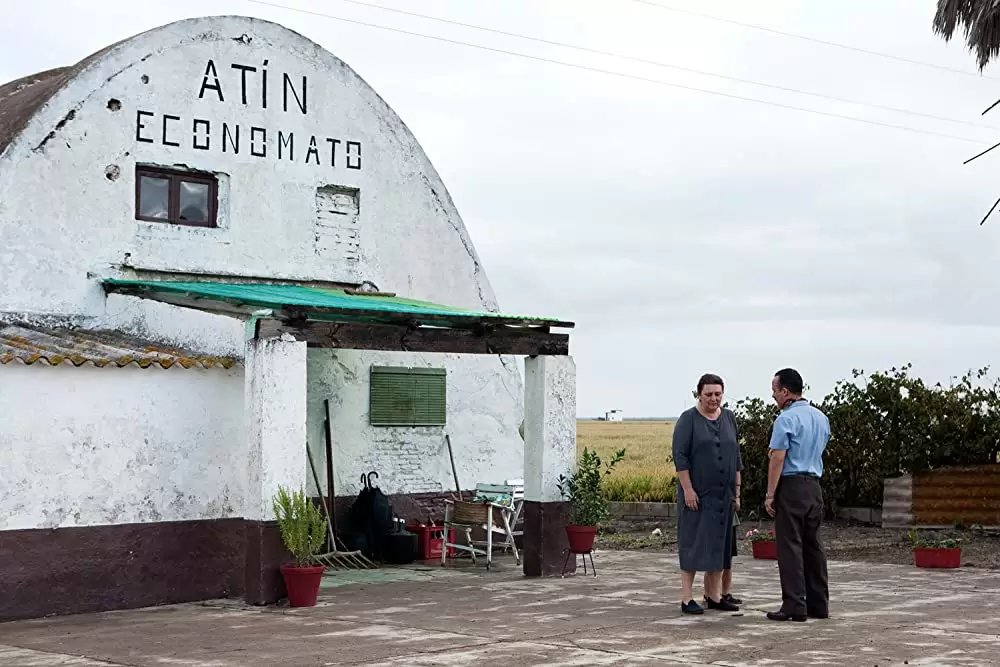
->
369;366;446;426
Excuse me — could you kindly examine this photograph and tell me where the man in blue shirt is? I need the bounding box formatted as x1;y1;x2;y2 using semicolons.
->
764;368;830;622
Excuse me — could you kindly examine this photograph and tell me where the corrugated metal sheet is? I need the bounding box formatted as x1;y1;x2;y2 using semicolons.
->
913;465;1000;526
0;323;238;370
104;279;572;328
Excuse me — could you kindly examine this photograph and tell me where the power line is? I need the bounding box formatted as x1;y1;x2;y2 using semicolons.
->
261;0;998;131
243;0;986;144
629;0;999;81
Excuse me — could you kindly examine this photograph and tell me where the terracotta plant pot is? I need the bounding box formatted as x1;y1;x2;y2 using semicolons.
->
566;525;598;553
280;564;325;607
913;547;961;569
751;540;778;560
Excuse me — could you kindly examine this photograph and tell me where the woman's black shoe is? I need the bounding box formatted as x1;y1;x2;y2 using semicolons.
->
704;596;740;612
681;600;705;615
722;593;743;605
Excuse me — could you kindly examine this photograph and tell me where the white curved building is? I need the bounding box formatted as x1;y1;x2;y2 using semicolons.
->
0;15;576;621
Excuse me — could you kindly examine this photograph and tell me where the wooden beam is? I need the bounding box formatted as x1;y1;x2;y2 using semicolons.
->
256;320;569;355
105;286;264;317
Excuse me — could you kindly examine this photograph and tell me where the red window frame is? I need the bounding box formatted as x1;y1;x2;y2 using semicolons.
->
135;166;218;228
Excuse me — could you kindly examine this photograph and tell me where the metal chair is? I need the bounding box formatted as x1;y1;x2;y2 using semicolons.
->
441;483;520;570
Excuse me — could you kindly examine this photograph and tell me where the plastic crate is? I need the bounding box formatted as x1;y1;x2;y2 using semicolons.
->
407;524;457;560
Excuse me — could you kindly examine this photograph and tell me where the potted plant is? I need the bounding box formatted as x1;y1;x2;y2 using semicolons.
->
908;529;961;569
746;528;777;560
273;485;328;607
557;447;625;553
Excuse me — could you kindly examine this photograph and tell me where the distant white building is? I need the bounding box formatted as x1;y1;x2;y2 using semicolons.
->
605;409;623;422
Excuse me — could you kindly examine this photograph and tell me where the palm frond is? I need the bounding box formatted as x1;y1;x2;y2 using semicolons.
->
934;0;1000;71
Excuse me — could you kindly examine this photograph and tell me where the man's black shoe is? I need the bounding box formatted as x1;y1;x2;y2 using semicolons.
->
767;611;807;622
681;599;705;615
722;593;743;605
807;611;829;619
705;596;740;612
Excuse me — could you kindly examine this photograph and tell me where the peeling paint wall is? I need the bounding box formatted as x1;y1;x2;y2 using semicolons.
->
307;349;523;497
246;337;307;521
0;15;525;526
523;356;577;504
0;363;244;530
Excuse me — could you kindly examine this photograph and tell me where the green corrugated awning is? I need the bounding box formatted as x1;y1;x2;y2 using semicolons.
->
102;279;573;330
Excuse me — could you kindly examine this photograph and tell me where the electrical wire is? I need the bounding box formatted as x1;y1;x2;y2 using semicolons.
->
628;0;999;81
259;0;998;131
243;0;987;144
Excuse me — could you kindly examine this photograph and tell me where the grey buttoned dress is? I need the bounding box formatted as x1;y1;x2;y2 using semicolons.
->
672;407;743;573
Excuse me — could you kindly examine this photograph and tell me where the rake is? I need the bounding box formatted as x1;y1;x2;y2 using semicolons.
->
306;440;377;570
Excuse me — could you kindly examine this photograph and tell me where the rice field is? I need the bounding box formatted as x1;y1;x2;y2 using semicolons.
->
577;420;677;502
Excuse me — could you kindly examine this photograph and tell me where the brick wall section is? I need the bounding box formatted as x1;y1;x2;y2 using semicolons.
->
318;491;478;528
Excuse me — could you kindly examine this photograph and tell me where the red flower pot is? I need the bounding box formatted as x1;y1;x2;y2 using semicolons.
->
914;547;961;569
280;564;325;607
566;525;598;553
751;540;778;560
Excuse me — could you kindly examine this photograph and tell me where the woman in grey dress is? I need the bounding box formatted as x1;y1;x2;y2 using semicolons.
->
672;373;743;615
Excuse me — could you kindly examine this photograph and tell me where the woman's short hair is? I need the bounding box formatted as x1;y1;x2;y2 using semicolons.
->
697;373;725;394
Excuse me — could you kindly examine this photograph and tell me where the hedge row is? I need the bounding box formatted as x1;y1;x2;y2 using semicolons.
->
732;365;1000;515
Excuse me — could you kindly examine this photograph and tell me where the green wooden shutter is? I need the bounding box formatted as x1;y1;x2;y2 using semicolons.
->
369;366;447;426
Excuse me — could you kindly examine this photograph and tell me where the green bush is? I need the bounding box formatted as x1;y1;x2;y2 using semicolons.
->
731;365;1000;517
272;485;327;567
558;447;625;526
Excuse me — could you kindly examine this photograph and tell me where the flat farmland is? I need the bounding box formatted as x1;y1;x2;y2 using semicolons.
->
577;420;676;502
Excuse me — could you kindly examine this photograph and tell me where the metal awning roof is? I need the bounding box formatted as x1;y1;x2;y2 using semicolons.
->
103;279;574;330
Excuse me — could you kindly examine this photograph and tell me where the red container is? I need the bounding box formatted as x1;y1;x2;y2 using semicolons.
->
566;525;598;553
407;524;456;560
914;547;961;569
751;540;778;560
280;564;325;607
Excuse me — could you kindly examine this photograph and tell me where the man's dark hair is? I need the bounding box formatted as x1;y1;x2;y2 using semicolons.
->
697;373;724;394
774;368;804;395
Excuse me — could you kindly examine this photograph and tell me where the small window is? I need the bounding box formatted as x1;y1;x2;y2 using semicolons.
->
369;366;446;427
135;166;218;228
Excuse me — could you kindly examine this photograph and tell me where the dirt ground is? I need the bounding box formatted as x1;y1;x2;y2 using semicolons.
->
598;517;1000;569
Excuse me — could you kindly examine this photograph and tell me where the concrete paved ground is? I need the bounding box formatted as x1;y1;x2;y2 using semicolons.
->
2;551;999;666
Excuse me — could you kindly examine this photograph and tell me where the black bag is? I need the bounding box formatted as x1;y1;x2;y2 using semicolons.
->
348;471;394;560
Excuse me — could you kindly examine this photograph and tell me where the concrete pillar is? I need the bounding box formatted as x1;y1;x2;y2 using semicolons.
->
522;355;577;577
244;335;308;604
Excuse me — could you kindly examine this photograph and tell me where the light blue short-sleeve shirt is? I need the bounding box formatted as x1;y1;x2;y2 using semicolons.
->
768;400;830;477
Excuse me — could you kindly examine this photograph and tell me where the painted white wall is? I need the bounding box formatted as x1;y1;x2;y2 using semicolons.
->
0;363;245;531
246;337;307;522
523;355;577;504
0;15;526;518
306;349;523;498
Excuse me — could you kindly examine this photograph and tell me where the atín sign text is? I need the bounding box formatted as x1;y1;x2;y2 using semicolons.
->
134;59;361;170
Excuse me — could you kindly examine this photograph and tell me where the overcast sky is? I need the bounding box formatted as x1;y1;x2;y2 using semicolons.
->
5;0;1000;417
